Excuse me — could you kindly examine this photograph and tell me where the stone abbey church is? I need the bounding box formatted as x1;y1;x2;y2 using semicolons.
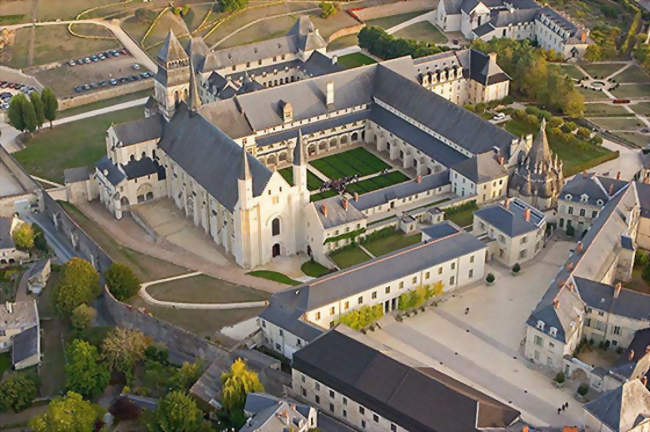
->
68;17;555;269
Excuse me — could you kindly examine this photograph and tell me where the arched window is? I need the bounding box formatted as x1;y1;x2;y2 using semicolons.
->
174;90;180;103
272;243;280;257
272;218;280;236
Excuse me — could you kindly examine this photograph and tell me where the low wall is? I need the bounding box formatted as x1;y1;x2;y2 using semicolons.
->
0;145;40;193
353;0;434;21
57;79;153;111
327;23;365;43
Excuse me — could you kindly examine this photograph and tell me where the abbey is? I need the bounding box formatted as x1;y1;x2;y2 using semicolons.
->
74;17;547;269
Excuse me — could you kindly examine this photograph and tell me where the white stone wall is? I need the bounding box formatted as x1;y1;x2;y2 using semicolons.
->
583;306;649;349
259;318;308;359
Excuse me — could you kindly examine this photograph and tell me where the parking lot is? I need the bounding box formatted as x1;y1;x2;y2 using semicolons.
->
33;49;153;97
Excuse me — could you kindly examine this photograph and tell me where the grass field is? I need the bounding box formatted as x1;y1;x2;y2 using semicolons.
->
555;64;586;80
329;246;371;268
337;53;376;68
345;171;409;194
219;15;297;49
444;202;478;227
584;103;630;116
310;189;338;202
613;132;649;148
278;168;324;191
147;274;269;303
615;65;650;83
611;84;650;99
310;147;390;179
589;117;643;130
14;106;143;183
301;260;333;277
393;22;447;44
576;86;610;102
366;11;427;29
247;270;301;286
58;89;151;118
580;63;625;78
363;232;421;256
60;202;188;282
328;34;358;50
631;102;650;116
0;352;9;376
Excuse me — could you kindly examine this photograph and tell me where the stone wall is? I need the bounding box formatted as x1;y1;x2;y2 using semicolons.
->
57;79;153;110
352;0;434;21
327;23;365;44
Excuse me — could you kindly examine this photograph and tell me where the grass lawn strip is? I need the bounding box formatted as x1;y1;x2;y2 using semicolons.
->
147;274;269;303
363;232;421;256
613;65;650;83
580;63;625;79
630;102;650;116
589;117;643;130
576;86;610;102
58;89;152;118
329;246;372;268
583;103;630;117
279;168;323;191
365;11;427;29
556;64;586;80
612;132;649;148
14;106;144;184
337;53;376;68
393;21;447;43
246;270;301;286
309;147;390;179
301;260;334;277
310;190;338;202
346;171;409;194
611;84;650;99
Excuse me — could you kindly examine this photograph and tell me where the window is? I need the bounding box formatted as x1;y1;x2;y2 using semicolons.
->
399;281;404;289
592;211;598;218
329;390;335;398
344;301;349;310
469;269;473;278
579;209;585;217
585;318;591;327
613;326;621;335
315;395;320;404
330;307;335;315
343;409;347;418
329;403;334;412
361;420;366;429
425;271;430;279
451;262;455;270
385;286;390;294
449;276;455;285
470;255;474;263
391;425;397;432
315;383;320;391
315;312;321;320
373;414;379;422
301;374;306;383
412;276;417;284
343;397;347;405
359;406;365;415
371;291;377;299
568;206;574;215
438;267;442;274
534;335;543;346
358;296;363;305
302;387;307;397
279;329;283;336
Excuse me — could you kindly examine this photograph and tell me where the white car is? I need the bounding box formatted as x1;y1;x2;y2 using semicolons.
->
492;112;506;120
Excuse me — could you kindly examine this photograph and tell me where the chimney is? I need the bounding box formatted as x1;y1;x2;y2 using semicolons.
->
609;183;614;195
488;52;498;65
576;241;584;253
646;345;650;353
498;155;505;165
553;299;559;309
342;197;349;211
5;302;12;314
416;175;422;184
629;349;635;361
354;192;359;202
326;81;334;106
321;204;327;217
566;261;574;270
614;282;622;298
331;55;338;65
580;31;586;42
522;427;530;432
616;171;621;180
524;208;531;222
643;376;648;387
504;198;510;209
557;279;566;287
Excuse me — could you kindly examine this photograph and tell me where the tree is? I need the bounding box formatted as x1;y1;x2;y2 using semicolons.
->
219;0;247;12
170;361;203;392
319;1;336;18
102;327;150;380
30;91;45;130
147;391;206;432
70;304;97;330
0;373;39;412
105;263;141;301
65;339;110;399
21;97;37;133
12;222;34;250
54;258;99;315
41;87;58;128
29;392;98;432
512;263;521;274
635;249;648;267
8;94;26;131
642;261;650;283
221;358;264;411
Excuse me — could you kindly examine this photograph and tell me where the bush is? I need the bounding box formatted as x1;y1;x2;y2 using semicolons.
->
12;222;34;250
54;258;100;316
358;26;445;60
577;383;589;396
319;1;336;18
554;372;565;383
70;304;96;330
635;250;648;267
338;304;383;330
512;263;521;274
219;0;247;12
525;106;540;116
548;116;563;129
590;135;603;145
0;373;39;412
577;127;591;140
105;263;141;301
485;273;495;283
642;261;650;283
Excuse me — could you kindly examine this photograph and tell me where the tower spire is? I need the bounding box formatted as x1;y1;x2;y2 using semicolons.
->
239;146;251;181
293;129;306;166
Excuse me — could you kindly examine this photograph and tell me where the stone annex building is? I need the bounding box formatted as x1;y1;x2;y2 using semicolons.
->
66;17;548;269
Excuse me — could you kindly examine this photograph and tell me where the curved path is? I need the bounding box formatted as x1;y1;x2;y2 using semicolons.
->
138;271;268;310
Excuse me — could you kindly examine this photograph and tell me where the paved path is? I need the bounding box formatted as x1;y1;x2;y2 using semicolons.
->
138;271;268;309
385;10;436;34
51;96;148;127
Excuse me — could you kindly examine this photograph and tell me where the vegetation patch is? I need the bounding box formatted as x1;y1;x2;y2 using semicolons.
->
148;274;269;303
362;229;421;256
329;245;372;268
443;201;478;227
630;102;650;116
310;147;390;179
278;168;323;191
337;52;376;68
246;270;301;286
359;26;448;60
584;102;630;117
615;65;650;83
393;22;447;44
580;63;625;79
337;304;383;330
365;11;427;29
589;116;643;130
345;171;409;194
576;86;610;102
301;260;333;277
612;132;649;148
611;84;650;99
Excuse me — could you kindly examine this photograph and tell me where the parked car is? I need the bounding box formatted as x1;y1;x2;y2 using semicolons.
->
110;51;119;57
99;80;108;87
0;92;12;99
492;112;506;120
132;64;141;70
74;86;83;93
82;84;91;91
143;71;153;78
83;58;91;64
1;103;8;110
109;78;118;86
98;54;106;60
0;82;7;88
68;60;76;66
120;48;128;55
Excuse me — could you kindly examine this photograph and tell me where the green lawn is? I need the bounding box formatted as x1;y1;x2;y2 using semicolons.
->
613;65;650;83
337;53;376;69
623;267;650;295
147;274;269;303
504;118;538;137
310;189;338;202
15;106;144;184
58;89;152;118
329;246;372;268
611;84;650;99
444;202;478;227
327;34;358;50
584;103;630;116
301;260;334;277
631;102;650;116
0;352;10;376
576;86;610;102
612;132;649;148
589;117;643;130
554;64;586;80
363;232;421;256
580;63;625;79
393;21;447;44
310;147;390;179
366;11;428;29
246;270;301;286
278;168;323;191
345;171;409;194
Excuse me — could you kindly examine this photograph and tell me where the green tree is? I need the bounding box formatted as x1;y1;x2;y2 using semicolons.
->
65;339;110;399
7;93;26;131
0;373;39;412
105;263;141;301
54;258;99;315
642;261;650;283
102;327;150;381
70;304;97;330
221;358;264;411
30;91;45;130
319;1;336;18
147;391;206;432
29;392;98;432
219;0;247;12
21;97;37;133
170;361;203;391
41;87;58;128
12;222;34;250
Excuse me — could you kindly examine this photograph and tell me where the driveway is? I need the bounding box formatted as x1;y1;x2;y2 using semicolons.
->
365;240;585;428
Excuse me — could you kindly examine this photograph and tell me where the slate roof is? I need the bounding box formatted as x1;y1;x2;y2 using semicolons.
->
636;182;650;218
63;167;90;184
120;157;164;181
112;115;163;147
11;325;38;365
468;49;510;85
441;0;463;13
96;156;125;186
422;221;462;241
313;195;365;230
292;329;520;432
0;217;14;249
157;31;188;64
575;277;650;322
159;103;272;212
474;198;545;237
611;327;650;380
450;151;507;183
559;173;625;207
350;171;450;212
241;393;312;432
584;380;650;432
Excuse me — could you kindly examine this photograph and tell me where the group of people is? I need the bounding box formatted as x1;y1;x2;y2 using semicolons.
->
557;402;569;414
318;173;362;194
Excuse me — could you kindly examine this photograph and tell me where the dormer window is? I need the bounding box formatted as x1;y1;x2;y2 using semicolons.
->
549;327;557;337
565;194;572;200
580;194;588;203
596;199;604;206
536;320;545;330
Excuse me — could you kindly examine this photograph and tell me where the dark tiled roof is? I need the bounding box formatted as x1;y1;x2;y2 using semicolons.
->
422;221;461;240
474;198;544;237
120;157;165;181
11;325;38;365
157;31;188;64
584;380;650;432
293;329;520;432
576;277;650;322
113;115;163;147
450;151;507;183
95;156;125;186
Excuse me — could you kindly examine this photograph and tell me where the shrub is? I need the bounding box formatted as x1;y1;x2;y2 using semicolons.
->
577;383;589;396
12;222;34;250
358;26;445;60
512;263;521;274
0;373;39;412
635;249;648;267
105;263;141;301
475;102;486;113
485;273;495;283
319;1;336;18
548;116;563;128
525;106;540;116
219;0;248;12
590;135;603;145
338;305;383;330
576;127;591;140
70;304;97;330
554;372;565;383
642;261;650;283
54;258;100;315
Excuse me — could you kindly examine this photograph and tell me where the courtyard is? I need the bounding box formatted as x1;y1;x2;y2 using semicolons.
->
364;239;588;427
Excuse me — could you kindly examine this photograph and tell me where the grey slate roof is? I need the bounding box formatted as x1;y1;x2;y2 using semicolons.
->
584;380;650;432
112;115;163;147
442;0;463;13
351;170;450;212
159;103;272;212
450;151;507;183
635;182;650;218
95;156;125;186
11;325;38;365
63;167;90;184
468;49;510;85
241;393;312;432
575;277;650;322
157;30;188;64
120;157;164;181
422;221;462;240
474;198;544;237
313;195;365;230
559;173;619;207
292;329;520;432
0;217;14;249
